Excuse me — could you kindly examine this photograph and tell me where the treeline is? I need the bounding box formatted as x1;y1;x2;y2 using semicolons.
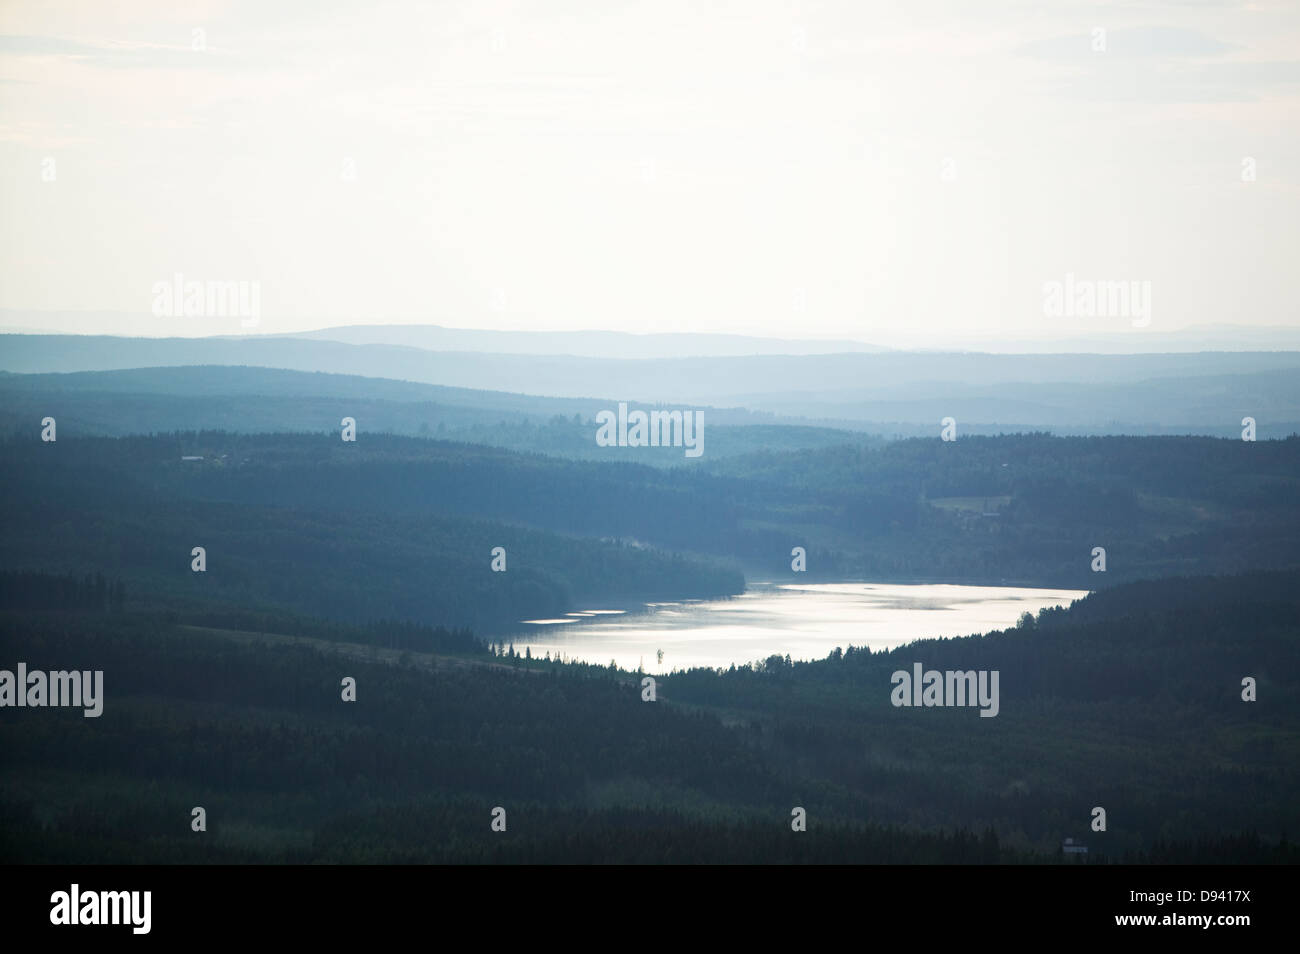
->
0;569;125;613
0;380;875;464
0;434;744;634
8;428;1298;590
705;432;1300;581
181;608;484;656
2;568;1297;863
656;568;1300;854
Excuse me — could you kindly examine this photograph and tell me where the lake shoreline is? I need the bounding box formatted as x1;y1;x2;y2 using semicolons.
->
510;580;1091;673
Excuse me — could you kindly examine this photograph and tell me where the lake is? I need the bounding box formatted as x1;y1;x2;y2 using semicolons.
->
508;581;1090;673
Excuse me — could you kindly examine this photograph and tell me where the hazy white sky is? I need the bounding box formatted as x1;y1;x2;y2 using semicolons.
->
1;0;1298;343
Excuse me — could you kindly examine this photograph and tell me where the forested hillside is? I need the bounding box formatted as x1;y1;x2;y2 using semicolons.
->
1;568;1294;863
0;433;745;634
3;397;1298;864
0;366;874;461
2;429;1298;630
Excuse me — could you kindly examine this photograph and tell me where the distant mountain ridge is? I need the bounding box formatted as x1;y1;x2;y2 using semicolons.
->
278;324;889;358
6;333;1300;390
4;335;1300;436
0;313;885;358
7;311;1300;353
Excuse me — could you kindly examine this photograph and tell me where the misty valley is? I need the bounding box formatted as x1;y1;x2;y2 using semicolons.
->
2;358;1298;864
5;0;1297;932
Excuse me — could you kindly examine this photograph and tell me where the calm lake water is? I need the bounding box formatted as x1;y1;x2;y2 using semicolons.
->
508;582;1090;673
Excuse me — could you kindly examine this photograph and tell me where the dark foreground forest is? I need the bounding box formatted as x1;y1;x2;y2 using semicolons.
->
1;567;1296;863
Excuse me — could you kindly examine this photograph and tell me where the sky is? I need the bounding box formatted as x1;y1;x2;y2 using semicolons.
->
1;0;1298;346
